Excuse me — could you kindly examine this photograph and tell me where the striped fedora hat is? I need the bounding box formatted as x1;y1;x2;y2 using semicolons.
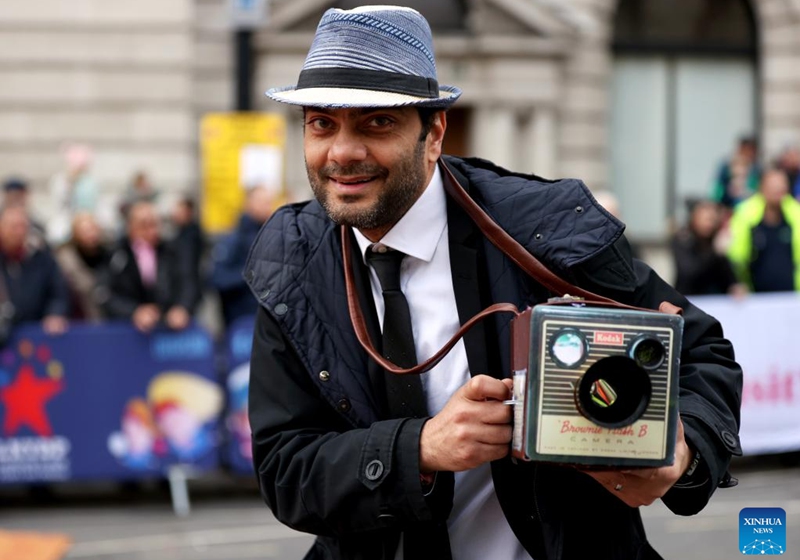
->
266;5;461;108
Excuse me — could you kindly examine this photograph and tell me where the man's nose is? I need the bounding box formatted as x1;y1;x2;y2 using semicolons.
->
328;127;368;166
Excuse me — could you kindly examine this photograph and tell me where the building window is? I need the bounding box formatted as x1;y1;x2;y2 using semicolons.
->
610;0;758;242
614;0;756;55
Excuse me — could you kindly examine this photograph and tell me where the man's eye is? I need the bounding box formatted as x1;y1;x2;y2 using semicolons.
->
369;116;394;127
307;118;333;130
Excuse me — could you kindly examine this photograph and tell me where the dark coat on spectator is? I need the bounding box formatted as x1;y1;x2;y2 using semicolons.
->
210;214;262;325
170;220;205;310
0;242;70;324
99;237;200;319
671;230;738;295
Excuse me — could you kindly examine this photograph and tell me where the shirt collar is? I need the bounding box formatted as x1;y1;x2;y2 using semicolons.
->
353;165;446;263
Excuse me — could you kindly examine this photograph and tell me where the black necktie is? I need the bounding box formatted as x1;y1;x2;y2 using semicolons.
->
365;245;427;419
366;245;452;560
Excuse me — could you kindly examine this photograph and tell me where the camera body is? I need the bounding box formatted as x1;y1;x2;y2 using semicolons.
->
510;304;683;468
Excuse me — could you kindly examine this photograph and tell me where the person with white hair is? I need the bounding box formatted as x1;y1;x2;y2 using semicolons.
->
47;143;100;245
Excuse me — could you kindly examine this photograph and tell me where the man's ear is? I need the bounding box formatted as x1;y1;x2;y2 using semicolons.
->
427;111;447;163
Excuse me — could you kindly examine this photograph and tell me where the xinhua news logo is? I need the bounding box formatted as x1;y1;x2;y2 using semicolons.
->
739;507;786;555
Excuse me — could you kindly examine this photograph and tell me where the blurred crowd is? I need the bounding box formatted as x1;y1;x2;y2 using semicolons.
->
0;143;275;345
595;137;800;299
1;136;798;347
671;137;800;297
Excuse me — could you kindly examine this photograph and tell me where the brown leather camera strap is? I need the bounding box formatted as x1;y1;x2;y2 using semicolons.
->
341;159;651;375
438;162;626;307
342;224;520;375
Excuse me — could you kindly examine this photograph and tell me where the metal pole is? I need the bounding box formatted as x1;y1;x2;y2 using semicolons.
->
235;29;254;111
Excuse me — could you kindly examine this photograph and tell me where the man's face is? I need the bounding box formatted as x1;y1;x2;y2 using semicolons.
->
761;170;789;207
245;187;274;224
3;190;28;207
781;148;800;171
0;207;29;252
73;214;101;249
303;106;445;240
690;202;719;239
738;141;756;163
127;203;160;247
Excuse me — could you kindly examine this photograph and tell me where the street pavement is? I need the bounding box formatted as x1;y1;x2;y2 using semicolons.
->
1;456;797;559
643;455;800;558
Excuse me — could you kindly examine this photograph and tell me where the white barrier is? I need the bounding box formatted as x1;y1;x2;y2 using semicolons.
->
691;293;800;456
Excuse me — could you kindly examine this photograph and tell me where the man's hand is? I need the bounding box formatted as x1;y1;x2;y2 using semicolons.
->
42;315;68;335
132;304;161;333
419;375;513;473
165;305;190;331
582;419;693;508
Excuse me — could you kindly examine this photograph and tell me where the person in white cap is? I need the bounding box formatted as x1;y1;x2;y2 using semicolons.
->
245;6;741;560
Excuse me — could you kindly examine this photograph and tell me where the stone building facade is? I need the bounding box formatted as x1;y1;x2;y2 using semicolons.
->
1;0;799;246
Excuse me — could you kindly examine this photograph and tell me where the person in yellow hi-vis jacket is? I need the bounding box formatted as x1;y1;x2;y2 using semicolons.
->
728;167;800;292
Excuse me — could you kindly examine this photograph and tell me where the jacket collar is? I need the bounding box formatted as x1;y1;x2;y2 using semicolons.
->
440;156;636;293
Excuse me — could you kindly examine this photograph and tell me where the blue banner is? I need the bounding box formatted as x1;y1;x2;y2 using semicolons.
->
0;322;222;483
224;316;255;474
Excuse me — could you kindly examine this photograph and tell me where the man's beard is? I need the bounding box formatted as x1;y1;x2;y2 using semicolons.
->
307;140;428;232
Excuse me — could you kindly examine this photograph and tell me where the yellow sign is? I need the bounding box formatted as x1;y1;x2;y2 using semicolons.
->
200;112;286;234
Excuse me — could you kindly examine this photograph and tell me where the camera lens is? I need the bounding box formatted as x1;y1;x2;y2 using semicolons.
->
575;356;652;429
549;329;588;368
630;336;666;370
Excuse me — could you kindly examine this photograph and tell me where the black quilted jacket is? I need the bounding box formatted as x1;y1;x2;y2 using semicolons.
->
244;156;742;560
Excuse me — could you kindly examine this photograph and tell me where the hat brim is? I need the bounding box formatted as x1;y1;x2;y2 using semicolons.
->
265;85;461;109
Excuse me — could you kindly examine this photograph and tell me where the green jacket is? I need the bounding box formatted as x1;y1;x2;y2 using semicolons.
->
727;193;800;290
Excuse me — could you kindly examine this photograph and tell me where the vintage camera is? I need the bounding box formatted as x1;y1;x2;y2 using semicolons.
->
510;304;683;468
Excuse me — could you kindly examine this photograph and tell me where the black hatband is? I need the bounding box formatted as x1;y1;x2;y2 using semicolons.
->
297;68;439;98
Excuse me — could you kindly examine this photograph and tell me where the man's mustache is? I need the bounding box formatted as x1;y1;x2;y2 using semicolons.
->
317;164;388;178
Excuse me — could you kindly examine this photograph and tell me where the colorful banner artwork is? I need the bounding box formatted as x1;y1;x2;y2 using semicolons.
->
0;323;222;483
224;316;254;474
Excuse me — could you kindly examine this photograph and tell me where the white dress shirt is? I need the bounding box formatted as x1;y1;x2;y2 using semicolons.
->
354;166;531;560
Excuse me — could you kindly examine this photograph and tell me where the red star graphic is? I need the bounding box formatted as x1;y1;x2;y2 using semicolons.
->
0;364;63;436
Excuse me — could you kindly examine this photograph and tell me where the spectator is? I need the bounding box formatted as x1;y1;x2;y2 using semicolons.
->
776;144;800;199
48;143;100;245
672;200;744;296
210;186;272;325
55;213;111;321
99;201;199;332
3;177;31;207
169;195;205;312
0;204;70;340
712;135;760;209
119;170;159;220
2;177;46;238
728;167;800;292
